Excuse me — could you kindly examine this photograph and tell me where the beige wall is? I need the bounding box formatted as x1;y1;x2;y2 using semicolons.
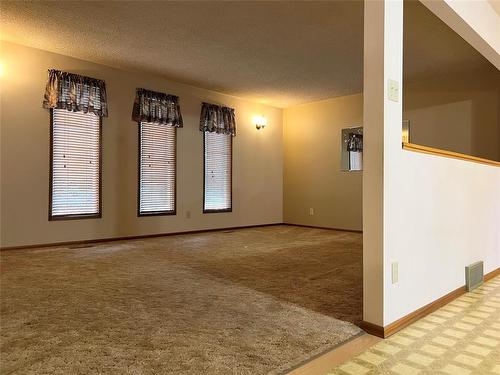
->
0;42;283;248
282;71;500;232
283;94;363;231
404;71;500;161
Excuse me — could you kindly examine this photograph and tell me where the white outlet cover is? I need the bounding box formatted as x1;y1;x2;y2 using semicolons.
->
388;79;399;102
392;262;399;284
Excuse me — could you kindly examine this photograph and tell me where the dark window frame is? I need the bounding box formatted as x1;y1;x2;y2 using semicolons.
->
203;131;233;214
48;109;102;221
137;122;177;217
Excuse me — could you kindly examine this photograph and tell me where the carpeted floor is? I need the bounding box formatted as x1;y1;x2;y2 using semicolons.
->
1;225;363;374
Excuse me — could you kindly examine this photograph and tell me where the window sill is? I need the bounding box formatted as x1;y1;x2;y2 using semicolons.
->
402;142;500;167
138;211;176;217
49;213;101;221
203;209;232;214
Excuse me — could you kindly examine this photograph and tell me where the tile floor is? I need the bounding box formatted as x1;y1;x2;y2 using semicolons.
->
328;275;500;375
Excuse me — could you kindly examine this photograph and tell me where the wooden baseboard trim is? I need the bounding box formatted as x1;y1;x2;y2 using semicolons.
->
283;223;362;234
358;321;385;338
383;284;466;338
0;223;283;251
0;222;363;251
484;267;500;282
361;267;500;339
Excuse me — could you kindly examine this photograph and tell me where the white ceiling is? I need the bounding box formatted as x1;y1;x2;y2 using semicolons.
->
0;1;496;108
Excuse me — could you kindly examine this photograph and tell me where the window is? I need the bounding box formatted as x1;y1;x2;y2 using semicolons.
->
50;109;101;219
204;131;232;212
341;127;363;171
139;122;176;215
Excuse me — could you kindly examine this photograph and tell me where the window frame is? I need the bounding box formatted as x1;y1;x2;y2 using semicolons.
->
48;109;103;221
202;131;233;214
137;122;177;217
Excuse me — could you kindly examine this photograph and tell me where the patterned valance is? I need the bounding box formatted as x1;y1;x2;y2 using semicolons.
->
132;88;183;127
199;102;236;136
42;69;108;117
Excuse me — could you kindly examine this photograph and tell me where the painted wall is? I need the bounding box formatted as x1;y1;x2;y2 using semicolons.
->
0;42;283;248
369;0;500;327
282;74;499;232
384;148;500;324
283;94;363;231
421;0;500;70
404;72;500;161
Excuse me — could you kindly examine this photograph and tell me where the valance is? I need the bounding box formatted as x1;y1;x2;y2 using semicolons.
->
132;88;183;127
199;102;236;136
42;69;108;117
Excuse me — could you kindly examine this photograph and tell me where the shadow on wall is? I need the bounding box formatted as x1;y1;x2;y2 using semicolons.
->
402;73;500;161
403;0;500;161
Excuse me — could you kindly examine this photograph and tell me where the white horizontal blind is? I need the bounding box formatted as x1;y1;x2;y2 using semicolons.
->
51;109;100;217
139;122;176;214
204;132;232;211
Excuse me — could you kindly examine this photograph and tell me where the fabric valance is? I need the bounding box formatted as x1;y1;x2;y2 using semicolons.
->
42;69;108;117
132;88;183;127
199;102;236;136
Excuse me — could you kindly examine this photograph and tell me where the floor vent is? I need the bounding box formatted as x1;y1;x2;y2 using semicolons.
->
465;261;483;291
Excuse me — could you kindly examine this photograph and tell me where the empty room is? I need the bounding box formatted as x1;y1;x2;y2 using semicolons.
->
1;0;499;374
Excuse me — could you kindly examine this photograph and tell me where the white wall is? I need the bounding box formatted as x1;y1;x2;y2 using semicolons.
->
363;0;500;327
0;42;283;248
362;0;388;326
384;150;500;324
383;0;500;325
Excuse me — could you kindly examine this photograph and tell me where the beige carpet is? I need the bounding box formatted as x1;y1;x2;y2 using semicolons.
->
1;225;363;374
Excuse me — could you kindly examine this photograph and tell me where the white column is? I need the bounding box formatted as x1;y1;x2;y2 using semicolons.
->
363;0;403;328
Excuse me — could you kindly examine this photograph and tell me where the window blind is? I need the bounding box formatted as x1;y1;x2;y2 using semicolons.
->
204;131;232;212
139;122;176;214
51;109;101;218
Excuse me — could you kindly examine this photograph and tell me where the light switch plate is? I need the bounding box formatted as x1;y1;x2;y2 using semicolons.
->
388;79;399;102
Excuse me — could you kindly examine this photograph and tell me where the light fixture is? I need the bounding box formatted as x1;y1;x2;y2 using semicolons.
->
254;115;267;130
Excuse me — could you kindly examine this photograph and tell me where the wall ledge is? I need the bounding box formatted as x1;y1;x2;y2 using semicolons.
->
402;142;500;167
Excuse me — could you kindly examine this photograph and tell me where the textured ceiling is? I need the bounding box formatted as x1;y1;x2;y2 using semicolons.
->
0;1;496;108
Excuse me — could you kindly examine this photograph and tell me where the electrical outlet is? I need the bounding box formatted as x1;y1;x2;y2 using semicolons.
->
392;262;399;284
186;210;191;219
388;79;399;102
309;208;314;216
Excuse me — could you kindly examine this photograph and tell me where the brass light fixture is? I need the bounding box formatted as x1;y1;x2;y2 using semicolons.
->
254;115;267;130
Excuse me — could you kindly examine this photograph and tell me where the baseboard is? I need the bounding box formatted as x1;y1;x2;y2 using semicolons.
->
484;266;500;281
361;266;500;339
358;321;385;338
383;284;466;338
283;223;362;234
0;223;283;251
1;222;363;251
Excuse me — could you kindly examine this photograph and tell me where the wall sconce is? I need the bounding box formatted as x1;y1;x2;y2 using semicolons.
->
254;115;267;130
